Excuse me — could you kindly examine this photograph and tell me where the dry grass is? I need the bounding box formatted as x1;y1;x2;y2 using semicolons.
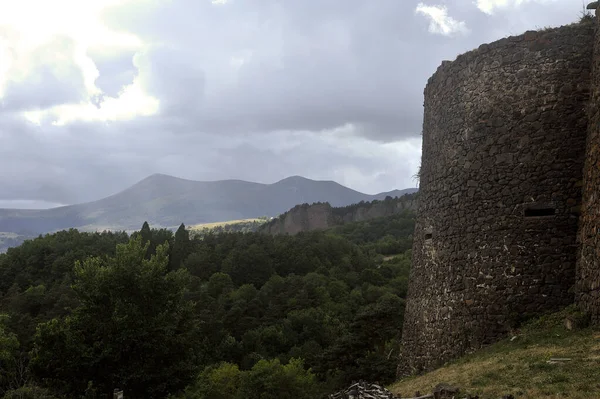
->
188;218;263;230
391;308;600;398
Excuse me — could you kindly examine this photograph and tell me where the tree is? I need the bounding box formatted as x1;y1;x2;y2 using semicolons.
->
178;359;323;399
170;223;190;271
0;314;21;395
30;237;200;399
178;362;241;399
237;358;322;399
139;221;154;259
140;221;151;243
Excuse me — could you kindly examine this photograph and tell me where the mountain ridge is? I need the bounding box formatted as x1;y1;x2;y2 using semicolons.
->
0;174;417;237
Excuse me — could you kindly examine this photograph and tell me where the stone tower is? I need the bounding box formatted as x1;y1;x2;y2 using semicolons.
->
399;16;597;375
577;5;600;323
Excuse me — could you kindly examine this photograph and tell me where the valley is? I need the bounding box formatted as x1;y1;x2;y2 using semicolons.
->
0;207;416;398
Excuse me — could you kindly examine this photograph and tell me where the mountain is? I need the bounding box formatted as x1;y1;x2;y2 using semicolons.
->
0;174;418;236
260;193;418;235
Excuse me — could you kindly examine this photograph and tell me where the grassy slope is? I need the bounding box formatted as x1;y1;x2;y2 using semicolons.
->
391;307;600;399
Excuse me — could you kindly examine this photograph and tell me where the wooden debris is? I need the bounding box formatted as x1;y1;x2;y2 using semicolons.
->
328;381;399;399
328;381;522;399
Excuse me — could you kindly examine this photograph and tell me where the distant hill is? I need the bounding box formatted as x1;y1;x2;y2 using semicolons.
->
0;174;417;238
0;232;36;254
260;193;418;235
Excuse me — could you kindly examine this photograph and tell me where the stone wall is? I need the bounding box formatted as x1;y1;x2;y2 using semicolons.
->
399;21;595;375
577;9;600;322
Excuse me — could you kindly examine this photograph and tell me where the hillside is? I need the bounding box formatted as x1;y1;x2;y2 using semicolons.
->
0;209;416;398
0;174;417;237
392;306;600;399
260;193;418;235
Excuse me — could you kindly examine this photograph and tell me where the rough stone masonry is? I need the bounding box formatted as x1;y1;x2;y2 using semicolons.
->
577;7;600;328
399;10;600;376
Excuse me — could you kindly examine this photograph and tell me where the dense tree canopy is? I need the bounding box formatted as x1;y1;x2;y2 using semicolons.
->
0;211;415;398
30;238;200;398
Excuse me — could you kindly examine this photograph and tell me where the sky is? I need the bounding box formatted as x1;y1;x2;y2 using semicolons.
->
0;0;589;208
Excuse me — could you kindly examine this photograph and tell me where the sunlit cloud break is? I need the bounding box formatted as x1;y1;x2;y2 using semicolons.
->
415;3;470;36
0;0;158;124
474;0;557;15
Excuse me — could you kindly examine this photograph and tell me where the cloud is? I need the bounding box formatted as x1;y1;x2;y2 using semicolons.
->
0;0;154;125
474;0;560;15
415;3;470;36
0;35;87;111
0;0;589;207
133;44;206;116
89;50;137;98
98;0;436;140
0;200;67;209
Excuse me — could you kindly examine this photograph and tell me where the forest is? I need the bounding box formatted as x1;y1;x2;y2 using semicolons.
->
0;210;415;399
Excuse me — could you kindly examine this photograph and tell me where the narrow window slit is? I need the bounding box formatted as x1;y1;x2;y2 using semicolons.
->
524;207;555;217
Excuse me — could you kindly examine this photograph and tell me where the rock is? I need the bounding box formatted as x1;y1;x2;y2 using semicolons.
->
261;194;417;235
433;383;460;399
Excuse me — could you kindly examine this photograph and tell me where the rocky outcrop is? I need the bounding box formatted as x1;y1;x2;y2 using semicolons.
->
260;194;418;235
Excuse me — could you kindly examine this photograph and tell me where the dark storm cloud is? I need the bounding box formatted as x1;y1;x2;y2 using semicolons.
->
98;0;587;142
134;45;207;116
101;0;446;140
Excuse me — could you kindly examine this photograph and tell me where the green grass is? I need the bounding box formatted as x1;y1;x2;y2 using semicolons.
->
391;306;600;398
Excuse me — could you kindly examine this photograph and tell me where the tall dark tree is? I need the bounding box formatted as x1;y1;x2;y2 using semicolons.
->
140;222;151;244
170;223;190;271
139;221;155;259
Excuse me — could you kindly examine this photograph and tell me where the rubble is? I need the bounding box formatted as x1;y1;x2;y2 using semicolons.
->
328;381;522;399
328;381;399;399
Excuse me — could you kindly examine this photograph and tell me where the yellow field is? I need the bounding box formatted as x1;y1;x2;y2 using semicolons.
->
188;218;264;230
